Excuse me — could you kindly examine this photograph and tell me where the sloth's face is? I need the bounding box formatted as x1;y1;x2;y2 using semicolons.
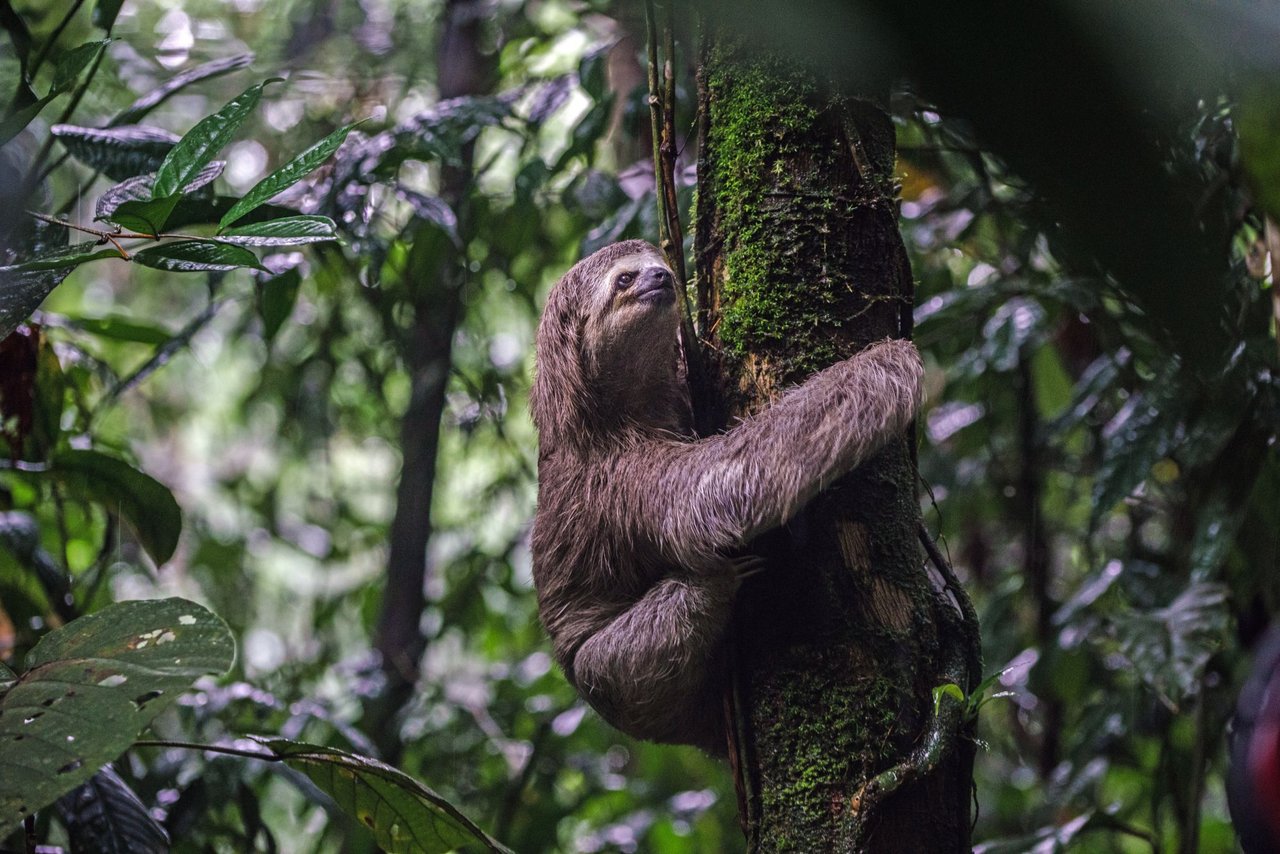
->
588;251;676;334
582;249;678;381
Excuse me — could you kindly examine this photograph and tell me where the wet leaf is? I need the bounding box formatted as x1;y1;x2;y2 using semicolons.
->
132;241;264;274
262;739;514;854
0;598;235;833
217;215;339;246
219;122;360;228
1111;582;1229;708
112;54;254;126
51;124;179;181
151;79;279;200
55;765;170;854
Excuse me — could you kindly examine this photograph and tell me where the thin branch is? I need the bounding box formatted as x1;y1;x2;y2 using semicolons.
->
643;1;711;435
27;209;209;244
94;298;229;414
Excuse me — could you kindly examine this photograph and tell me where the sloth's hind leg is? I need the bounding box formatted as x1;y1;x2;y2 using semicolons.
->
573;575;734;751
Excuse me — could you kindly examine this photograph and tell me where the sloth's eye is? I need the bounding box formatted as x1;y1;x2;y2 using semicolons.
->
617;273;634;288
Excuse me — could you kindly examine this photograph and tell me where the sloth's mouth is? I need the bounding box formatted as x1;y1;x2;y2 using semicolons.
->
634;280;675;305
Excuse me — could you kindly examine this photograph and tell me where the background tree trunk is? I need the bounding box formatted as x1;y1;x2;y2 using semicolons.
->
361;0;493;765
694;37;979;851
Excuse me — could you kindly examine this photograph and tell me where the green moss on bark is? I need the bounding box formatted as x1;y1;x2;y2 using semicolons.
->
695;34;976;854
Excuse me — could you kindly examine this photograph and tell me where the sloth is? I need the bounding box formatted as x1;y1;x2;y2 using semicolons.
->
529;239;923;752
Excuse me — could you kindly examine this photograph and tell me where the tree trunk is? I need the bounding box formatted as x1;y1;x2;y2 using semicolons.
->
694;37;979;852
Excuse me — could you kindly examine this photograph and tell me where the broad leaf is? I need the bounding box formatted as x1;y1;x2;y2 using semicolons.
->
0;598;235;833
217;215;339;247
45;449;182;566
0;251;118;339
51;124;179;181
263;740;513;854
55;766;170;854
112;54;254;126
1092;364;1183;523
219;122;360;228
1111;583;1229;709
151;79;279;199
132;241;264;274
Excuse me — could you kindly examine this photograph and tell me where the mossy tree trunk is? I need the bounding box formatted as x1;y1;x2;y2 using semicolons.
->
694;38;979;852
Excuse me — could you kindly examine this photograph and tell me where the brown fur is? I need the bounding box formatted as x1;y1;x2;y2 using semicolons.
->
530;240;923;752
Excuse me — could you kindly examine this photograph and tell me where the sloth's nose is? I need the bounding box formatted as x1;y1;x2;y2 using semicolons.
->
641;267;672;289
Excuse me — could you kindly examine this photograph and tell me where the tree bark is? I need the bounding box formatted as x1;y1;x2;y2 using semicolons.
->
694;37;979;851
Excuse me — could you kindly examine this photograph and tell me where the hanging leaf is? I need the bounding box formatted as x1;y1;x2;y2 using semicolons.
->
0;251;120;340
0;598;235;834
219;122;361;228
258;268;301;342
262;740;514;854
151;79;280;200
112;54;254;126
105;196;181;236
217;215;339;247
50;124;179;181
55;766;170;854
132;241;264;274
41;449;182;566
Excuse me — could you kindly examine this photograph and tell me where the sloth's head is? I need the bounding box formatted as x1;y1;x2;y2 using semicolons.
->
532;240;683;446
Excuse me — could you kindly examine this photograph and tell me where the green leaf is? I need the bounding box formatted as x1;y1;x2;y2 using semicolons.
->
1110;583;1229;709
262;740;514;854
111;54;254;126
219;122;360;228
2;241;122;273
104;195;181;236
932;682;965;716
0;241;125;339
151;79;280;200
258;268;301;341
98;161;225;227
0;268;68;340
0;598;234;833
48;40;110;96
55;766;170;854
217;215;338;247
132;241;264;274
72;315;171;345
45;449;182;565
1091;365;1182;524
51;124;179;181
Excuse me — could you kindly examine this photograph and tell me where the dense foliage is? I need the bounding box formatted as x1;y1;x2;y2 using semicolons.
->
1;1;1276;852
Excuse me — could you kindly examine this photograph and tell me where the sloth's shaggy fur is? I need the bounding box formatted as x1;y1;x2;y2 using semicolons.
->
530;239;923;751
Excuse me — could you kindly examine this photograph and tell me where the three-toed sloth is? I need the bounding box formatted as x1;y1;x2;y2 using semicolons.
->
530;240;923;753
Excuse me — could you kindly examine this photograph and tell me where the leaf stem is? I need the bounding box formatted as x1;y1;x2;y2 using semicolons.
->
25;209;209;246
132;738;282;762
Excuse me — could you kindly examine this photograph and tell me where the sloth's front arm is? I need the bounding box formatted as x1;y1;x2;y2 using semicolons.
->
629;338;923;568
